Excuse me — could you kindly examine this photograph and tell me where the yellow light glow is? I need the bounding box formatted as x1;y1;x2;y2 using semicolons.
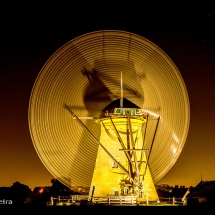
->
28;30;190;188
142;109;161;119
38;188;44;193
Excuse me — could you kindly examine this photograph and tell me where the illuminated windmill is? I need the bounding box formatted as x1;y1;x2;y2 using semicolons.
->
89;101;159;200
28;30;190;201
64;72;159;200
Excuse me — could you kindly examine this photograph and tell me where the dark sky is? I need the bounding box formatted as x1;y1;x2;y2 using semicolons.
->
1;3;215;189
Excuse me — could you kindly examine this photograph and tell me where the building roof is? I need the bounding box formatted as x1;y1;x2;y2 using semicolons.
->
103;98;140;110
188;180;215;198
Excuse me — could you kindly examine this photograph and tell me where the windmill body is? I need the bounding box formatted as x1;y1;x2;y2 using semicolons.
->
90;98;158;201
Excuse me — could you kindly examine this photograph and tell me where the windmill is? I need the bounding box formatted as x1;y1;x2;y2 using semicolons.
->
28;30;190;202
63;71;160;201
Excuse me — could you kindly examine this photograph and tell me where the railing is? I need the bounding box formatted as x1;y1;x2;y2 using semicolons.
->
49;195;187;206
50;195;89;205
158;197;186;205
92;195;137;205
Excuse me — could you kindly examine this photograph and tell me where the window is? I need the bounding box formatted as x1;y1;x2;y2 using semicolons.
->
115;108;121;114
114;190;120;196
124;187;129;195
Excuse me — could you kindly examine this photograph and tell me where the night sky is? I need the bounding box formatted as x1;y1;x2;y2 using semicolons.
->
1;3;215;189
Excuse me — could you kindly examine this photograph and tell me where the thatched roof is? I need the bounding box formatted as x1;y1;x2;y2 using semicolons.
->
188;180;215;198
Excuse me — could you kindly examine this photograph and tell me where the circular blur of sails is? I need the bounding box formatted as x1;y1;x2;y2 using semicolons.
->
28;30;190;188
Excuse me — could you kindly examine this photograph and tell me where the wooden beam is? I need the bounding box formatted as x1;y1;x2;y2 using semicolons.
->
107;113;136;171
119;149;149;151
127;114;141;186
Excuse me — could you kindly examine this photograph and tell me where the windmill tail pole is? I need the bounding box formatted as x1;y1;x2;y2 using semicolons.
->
120;71;123;114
